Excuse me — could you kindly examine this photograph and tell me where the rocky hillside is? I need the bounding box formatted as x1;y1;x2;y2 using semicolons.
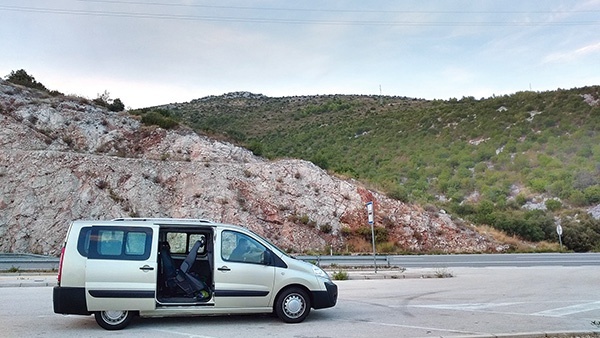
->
147;87;600;251
0;80;503;256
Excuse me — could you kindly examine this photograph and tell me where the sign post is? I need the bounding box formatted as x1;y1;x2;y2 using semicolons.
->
556;224;563;251
366;201;377;273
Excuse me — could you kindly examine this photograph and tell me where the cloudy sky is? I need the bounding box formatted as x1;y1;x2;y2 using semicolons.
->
1;0;599;108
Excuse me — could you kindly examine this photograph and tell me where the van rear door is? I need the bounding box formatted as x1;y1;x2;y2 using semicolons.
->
85;225;158;312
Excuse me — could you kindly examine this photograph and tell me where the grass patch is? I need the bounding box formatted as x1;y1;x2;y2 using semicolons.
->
6;265;20;273
433;267;453;278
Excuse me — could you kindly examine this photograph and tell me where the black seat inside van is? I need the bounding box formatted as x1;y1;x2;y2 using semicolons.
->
159;240;210;302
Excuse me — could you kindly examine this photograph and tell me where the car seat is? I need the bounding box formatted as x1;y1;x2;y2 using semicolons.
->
160;240;209;300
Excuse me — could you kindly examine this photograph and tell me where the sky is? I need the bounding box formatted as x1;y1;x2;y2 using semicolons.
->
1;0;599;108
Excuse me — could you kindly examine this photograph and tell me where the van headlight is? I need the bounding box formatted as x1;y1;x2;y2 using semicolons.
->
312;265;331;281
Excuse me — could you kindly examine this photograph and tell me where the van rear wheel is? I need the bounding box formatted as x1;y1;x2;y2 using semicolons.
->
275;287;311;323
94;310;134;330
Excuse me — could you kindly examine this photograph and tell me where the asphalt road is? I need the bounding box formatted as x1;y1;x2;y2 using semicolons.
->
1;267;599;337
388;252;600;268
303;252;600;268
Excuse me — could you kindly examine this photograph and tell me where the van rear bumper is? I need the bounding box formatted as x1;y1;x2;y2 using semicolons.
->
311;281;338;309
53;286;90;315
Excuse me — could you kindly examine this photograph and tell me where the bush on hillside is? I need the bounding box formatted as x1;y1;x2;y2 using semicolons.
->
5;69;63;96
141;111;178;129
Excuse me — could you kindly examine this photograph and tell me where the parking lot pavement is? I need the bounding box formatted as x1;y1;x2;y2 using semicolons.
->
2;268;600;338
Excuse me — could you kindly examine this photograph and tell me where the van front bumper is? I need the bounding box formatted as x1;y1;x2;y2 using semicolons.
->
311;281;338;309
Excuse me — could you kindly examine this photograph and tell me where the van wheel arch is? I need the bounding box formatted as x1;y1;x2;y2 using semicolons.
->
274;285;311;323
94;310;136;330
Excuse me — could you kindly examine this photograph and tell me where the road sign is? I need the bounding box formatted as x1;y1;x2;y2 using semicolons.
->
366;201;374;224
366;201;377;273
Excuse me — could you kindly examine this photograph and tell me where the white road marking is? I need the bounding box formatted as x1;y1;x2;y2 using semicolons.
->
361;320;488;335
534;301;600;317
404;302;523;311
150;328;217;338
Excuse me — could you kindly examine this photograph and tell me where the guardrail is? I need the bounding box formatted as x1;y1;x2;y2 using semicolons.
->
0;254;60;271
295;255;391;267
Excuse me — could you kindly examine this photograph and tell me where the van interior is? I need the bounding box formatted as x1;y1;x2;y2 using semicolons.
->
157;228;214;305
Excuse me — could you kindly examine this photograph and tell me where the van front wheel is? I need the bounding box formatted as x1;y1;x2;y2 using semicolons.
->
94;310;134;330
275;287;311;323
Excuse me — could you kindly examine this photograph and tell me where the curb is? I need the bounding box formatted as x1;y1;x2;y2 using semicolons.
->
0;273;58;287
325;268;449;280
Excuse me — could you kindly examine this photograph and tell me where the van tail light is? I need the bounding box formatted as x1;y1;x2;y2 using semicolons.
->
57;247;65;286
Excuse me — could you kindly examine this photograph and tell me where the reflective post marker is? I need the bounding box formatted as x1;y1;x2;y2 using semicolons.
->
556;224;563;251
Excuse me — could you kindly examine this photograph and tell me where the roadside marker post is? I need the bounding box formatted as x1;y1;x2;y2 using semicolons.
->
366;201;377;273
556;224;563;251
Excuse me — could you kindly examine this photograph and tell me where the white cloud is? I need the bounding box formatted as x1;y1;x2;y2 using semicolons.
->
543;41;600;64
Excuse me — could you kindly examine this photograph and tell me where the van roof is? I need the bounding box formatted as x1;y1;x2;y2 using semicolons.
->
111;218;213;223
71;218;249;232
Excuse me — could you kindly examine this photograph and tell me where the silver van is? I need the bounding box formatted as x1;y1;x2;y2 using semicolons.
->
53;218;337;330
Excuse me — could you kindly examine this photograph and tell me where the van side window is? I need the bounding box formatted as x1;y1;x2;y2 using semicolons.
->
88;227;152;260
166;232;206;255
98;230;124;255
125;231;147;255
222;231;267;264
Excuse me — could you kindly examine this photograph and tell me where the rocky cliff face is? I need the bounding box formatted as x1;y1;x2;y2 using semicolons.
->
0;80;503;256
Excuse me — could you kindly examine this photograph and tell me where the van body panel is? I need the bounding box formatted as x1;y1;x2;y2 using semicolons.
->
58;222;87;288
213;261;276;308
84;225;159;311
272;258;324;293
140;306;272;318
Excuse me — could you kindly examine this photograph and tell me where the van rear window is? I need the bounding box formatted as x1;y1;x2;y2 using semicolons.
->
77;227;92;257
79;226;153;260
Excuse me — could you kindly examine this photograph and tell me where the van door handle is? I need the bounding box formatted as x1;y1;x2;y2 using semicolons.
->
218;266;231;272
139;265;154;272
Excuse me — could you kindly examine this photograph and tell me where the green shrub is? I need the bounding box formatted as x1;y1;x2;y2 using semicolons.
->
331;270;348;280
319;223;332;234
584;185;600;205
7;265;20;273
141;111;178;129
108;98;125;112
5;69;47;91
545;199;562;212
386;186;409;203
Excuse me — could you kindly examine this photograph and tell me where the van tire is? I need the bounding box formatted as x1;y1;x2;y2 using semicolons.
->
275;287;311;323
94;310;134;330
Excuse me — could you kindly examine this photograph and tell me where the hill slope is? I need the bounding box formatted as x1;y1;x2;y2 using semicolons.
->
146;87;600;251
0;80;502;255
